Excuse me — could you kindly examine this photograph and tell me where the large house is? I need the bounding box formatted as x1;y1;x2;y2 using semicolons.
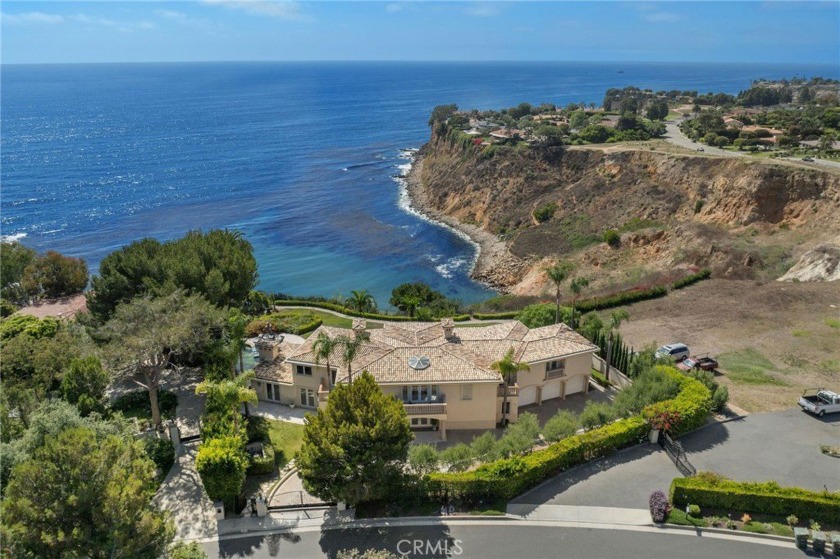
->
251;318;599;439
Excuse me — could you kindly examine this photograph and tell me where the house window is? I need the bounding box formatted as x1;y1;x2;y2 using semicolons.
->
330;368;337;384
267;384;281;401
296;365;312;376
410;418;430;427
546;360;565;372
502;402;511;414
299;388;316;407
461;385;473;400
401;384;439;403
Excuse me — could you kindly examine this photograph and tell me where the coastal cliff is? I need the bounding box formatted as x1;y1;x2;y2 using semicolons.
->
407;127;840;295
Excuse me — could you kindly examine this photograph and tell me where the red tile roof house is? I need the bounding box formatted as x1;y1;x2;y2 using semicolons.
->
252;319;599;440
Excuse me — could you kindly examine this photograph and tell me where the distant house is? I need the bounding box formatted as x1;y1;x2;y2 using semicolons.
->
800;139;840;150
723;117;744;128
252;319;599;440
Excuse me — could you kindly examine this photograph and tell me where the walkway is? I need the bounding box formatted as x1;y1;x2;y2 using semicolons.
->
153;443;219;541
251;400;309;425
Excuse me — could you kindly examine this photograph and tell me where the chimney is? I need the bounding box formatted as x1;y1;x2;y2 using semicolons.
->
352;318;367;340
441;318;455;340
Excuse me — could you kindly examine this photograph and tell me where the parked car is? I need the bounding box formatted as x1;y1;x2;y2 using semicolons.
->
802;157;814;162
696;147;705;152
677;355;719;372
798;389;840;417
655;343;690;362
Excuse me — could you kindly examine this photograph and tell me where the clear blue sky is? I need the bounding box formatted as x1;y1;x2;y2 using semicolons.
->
2;1;838;65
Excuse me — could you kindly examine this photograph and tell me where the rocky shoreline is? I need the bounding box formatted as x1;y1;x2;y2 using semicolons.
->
405;155;524;292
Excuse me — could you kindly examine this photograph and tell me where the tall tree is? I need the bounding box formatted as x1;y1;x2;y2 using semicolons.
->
60;356;110;416
569;277;590;328
345;290;376;313
545;261;574;325
88;229;257;322
490;348;531;426
100;291;224;429
604;309;630;382
335;333;368;384
0;241;36;301
313;331;339;389
195;370;257;436
1;427;172;558
297;371;412;506
20;250;88;301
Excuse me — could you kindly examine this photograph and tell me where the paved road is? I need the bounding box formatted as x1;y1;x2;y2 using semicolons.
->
202;522;802;558
514;408;840;509
664;118;840;171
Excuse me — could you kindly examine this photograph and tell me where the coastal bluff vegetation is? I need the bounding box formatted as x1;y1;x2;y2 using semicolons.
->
412;99;840;296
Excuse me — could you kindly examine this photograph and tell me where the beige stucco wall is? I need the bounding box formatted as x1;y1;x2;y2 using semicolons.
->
252;380;297;406
516;351;594;404
379;382;498;431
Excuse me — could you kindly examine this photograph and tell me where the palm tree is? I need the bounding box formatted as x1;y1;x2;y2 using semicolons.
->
545;261;574;324
397;294;421;319
603;309;629;382
490;348;530;426
345;290;376;313
195;370;258;433
312;331;339;389
335;333;368;384
569;277;589;329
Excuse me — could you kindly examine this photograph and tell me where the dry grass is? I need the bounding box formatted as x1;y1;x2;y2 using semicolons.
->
615;279;840;412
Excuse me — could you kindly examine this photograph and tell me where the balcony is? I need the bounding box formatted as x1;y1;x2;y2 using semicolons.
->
545;368;566;381
498;384;519;397
403;402;447;415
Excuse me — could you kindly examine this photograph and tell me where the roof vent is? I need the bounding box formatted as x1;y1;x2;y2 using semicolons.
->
408;356;430;370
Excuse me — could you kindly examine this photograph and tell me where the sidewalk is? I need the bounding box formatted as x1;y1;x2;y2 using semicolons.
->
251;400;309;425
507;504;651;526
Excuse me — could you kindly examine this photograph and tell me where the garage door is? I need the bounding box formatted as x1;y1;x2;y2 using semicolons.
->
518;385;537;406
542;381;561;402
565;375;586;396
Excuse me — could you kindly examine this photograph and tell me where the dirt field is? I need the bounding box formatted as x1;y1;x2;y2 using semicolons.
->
615;278;840;413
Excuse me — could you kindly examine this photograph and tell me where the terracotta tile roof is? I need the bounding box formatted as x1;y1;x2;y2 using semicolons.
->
254;359;294;384
264;320;597;385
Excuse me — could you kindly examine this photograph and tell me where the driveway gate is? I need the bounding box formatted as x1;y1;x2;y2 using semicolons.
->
660;433;696;477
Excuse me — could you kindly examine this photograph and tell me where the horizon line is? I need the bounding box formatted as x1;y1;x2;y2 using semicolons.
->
3;59;839;68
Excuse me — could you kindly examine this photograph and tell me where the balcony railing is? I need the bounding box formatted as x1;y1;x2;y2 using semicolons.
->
403;403;447;415
497;384;519;397
545;368;566;381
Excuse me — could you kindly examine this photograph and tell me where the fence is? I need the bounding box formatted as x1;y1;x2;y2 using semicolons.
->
591;354;633;388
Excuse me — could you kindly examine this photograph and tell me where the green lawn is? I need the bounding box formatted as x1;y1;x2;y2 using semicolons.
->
265;418;305;467
274;309;385;330
717;349;788;386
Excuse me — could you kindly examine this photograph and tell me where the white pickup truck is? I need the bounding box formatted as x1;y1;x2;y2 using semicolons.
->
798;389;840;417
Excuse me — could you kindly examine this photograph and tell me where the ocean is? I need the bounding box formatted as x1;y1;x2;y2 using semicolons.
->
2;61;837;308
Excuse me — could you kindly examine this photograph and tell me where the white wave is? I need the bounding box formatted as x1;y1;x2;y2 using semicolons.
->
392;149;481;275
1;232;27;242
435;257;467;279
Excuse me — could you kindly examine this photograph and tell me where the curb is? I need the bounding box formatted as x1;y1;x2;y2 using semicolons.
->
660;523;795;543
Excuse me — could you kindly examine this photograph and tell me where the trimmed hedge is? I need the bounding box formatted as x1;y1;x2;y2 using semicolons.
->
473;311;519;320
428;416;648;502
247;444;276;476
289;318;323;335
426;365;711;504
274;299;469;323
670;476;840;525
672;269;711;290
576;286;668;313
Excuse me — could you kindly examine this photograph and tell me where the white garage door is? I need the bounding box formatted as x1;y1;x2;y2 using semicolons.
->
542;381;561;402
565;375;586;396
518;385;537;406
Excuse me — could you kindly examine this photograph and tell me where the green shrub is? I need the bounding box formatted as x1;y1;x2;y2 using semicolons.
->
576;286;668;313
670;475;840;525
580;401;617;430
533;202;558;223
641;366;711;436
496;413;539;457
614;367;682;416
694;199;705;214
472;311;519;320
290;318;322;335
603;229;621;248
144;436;176;477
710;385;729;412
0;299;17;318
408;444;441;476
246;416;271;443
247;443;276;476
169;542;209;559
440;444;474;473
516;303;568;328
469;432;499;462
672;269;711;290
195;436;249;508
688;504;701;517
274;300;431;322
542;411;580;442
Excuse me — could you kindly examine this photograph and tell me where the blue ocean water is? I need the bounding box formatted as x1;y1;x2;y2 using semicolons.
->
2;61;838;307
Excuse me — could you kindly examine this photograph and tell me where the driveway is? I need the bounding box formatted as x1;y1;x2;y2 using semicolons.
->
513;408;840;509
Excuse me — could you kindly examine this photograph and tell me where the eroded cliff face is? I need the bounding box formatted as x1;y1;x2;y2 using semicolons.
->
417;130;840;293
